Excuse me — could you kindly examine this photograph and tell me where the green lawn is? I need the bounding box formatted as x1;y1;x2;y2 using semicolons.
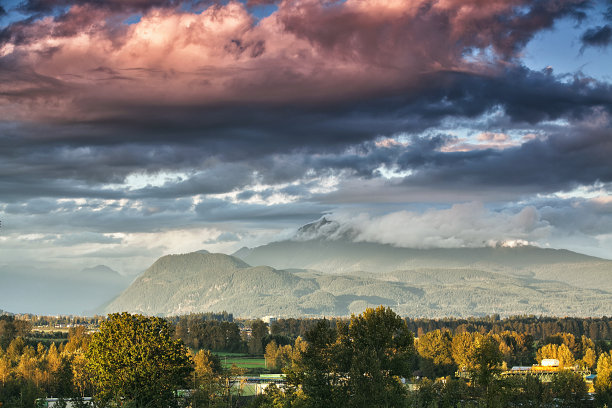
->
214;352;267;372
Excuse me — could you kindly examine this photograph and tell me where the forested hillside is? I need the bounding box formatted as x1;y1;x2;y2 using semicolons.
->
106;247;612;317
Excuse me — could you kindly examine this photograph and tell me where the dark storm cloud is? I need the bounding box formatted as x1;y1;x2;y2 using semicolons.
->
603;1;612;20
393;126;612;195
0;0;611;234
581;24;612;49
4;198;60;214
4;65;611;147
194;198;330;224
1;194;330;238
1;65;612;204
0;64;612;200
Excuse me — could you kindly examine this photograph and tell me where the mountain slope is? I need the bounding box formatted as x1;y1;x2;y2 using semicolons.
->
106;248;612;318
232;240;612;290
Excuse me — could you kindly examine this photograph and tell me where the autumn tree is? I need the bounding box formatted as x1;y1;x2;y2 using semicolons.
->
536;343;575;367
451;331;477;372
86;313;193;408
467;335;503;393
595;352;612;406
264;341;296;372
0;354;11;386
416;329;454;378
581;347;597;370
191;349;222;407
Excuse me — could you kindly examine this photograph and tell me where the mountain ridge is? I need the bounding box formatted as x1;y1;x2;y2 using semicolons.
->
106;242;612;318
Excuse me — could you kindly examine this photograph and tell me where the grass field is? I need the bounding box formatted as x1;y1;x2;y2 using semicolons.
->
215;352;267;372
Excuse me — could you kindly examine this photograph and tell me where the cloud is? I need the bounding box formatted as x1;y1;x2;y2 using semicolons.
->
53;232;123;246
311;197;612;258
395;122;612;195
1;104;610;212
1;1;609;211
581;24;612;50
1;0;612;270
194;198;330;224
0;0;595;124
321;202;550;249
5;198;60;214
202;231;240;244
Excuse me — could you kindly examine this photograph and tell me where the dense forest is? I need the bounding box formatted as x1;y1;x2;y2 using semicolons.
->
1;312;612;407
266;315;612;342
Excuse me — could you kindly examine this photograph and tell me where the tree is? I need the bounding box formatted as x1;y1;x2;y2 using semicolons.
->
86;313;193;408
536;343;575;367
293;307;415;408
416;329;454;378
265;341;294;372
71;353;92;399
0;354;11;385
345;306;415;408
451;331;476;371
248;320;269;355
0;317;31;350
291;319;342;408
595;352;612;407
191;350;222;408
581;347;597;370
467;335;503;393
549;370;588;407
264;341;279;370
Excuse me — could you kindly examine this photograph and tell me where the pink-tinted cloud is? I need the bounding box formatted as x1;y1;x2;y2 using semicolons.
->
0;0;591;123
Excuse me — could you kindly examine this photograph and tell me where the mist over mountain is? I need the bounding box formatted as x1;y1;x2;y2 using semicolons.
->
233;218;608;291
106;231;612;318
0;264;131;315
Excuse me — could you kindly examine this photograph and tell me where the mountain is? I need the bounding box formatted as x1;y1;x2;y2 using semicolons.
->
106;244;612;318
0;264;130;315
105;252;317;316
232;239;610;290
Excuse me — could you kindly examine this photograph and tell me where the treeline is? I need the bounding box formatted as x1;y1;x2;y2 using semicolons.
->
0;316;32;349
265;315;612;342
404;315;612;341
413;329;609;379
15;315;106;327
173;318;244;352
167;311;234;324
170;314;284;355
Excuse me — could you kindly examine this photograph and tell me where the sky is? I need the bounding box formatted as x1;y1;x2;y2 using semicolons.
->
1;0;612;276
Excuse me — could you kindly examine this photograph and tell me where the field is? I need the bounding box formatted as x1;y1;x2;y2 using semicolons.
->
214;352;267;373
